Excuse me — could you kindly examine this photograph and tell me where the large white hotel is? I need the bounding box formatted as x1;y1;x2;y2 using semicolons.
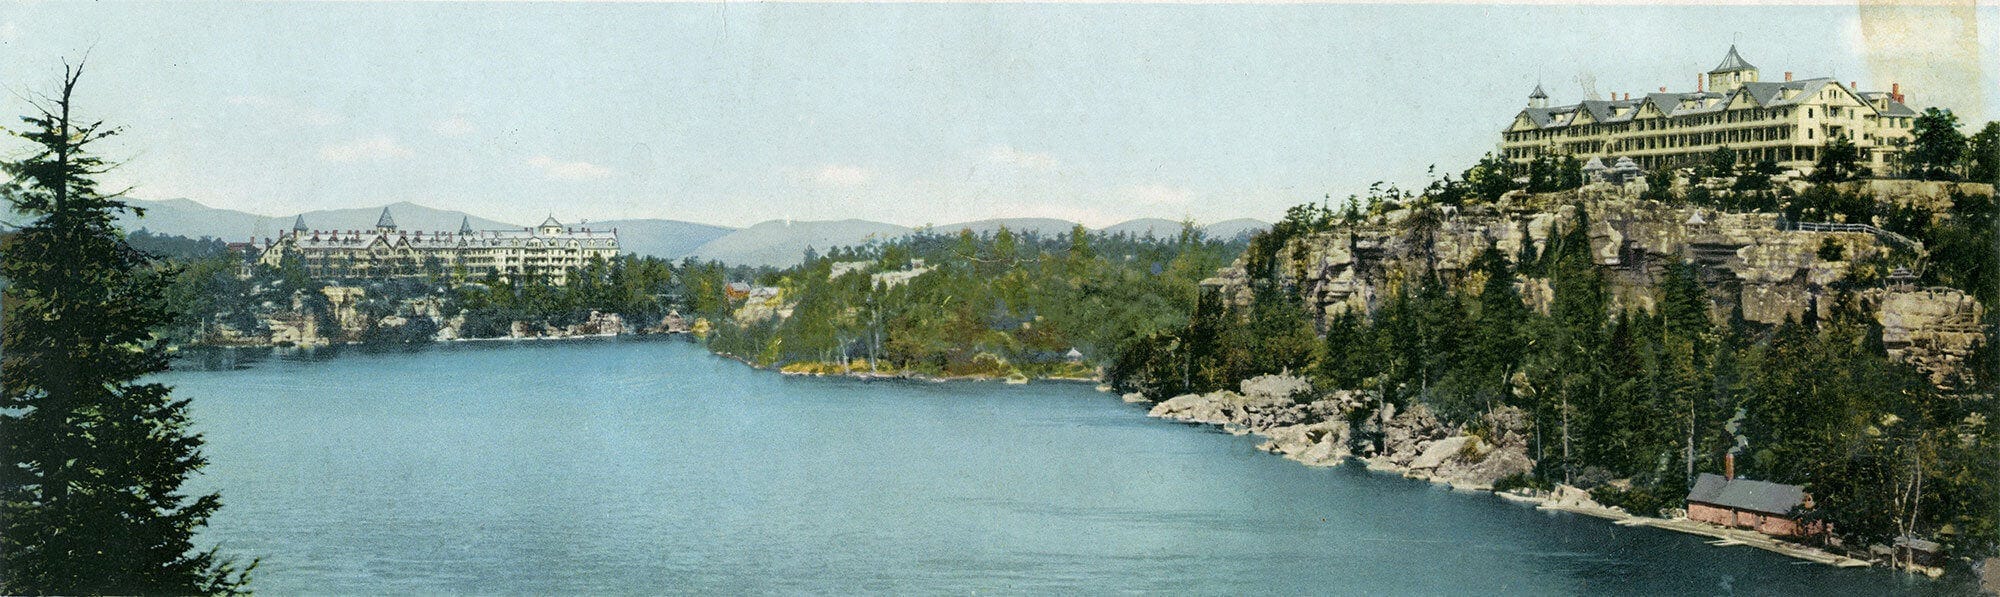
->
1501;46;1919;176
258;208;620;285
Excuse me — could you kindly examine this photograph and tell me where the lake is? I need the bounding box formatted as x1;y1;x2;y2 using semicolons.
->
164;337;1970;594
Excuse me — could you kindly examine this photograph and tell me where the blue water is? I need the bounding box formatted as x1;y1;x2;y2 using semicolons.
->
162;338;1967;595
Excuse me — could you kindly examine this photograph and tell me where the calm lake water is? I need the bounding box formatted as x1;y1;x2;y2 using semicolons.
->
163;338;1971;595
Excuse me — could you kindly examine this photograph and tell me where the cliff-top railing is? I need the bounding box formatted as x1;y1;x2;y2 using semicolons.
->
1775;218;1926;253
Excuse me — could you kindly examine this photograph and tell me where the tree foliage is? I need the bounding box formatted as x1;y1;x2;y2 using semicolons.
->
0;63;254;595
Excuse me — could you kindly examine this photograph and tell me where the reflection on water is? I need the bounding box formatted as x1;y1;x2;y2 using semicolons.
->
159;338;1975;595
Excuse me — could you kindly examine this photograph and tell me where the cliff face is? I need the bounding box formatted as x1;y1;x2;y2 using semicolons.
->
1204;182;1994;387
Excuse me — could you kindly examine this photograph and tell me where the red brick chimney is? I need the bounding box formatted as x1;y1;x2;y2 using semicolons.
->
1659;86;1667;93
1892;83;1904;103
1784;71;1793;82
1851;81;1858;91
1698;75;1704;93
1725;453;1736;480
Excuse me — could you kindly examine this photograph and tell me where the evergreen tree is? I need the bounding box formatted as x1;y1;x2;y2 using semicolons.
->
1808;135;1861;183
1969;121;2000;184
1906;108;1966;180
0;65;254;594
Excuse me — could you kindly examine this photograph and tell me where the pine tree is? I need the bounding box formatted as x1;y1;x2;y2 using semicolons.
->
0;64;254;594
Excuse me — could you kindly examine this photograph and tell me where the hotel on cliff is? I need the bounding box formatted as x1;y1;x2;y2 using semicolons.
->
258;207;619;285
1501;46;1920;176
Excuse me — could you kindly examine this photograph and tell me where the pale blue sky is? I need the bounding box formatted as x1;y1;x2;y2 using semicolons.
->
2;2;1994;227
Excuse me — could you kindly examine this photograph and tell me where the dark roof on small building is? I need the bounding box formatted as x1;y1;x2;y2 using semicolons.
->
1687;473;1806;516
459;216;474;235
376;207;397;229
1530;84;1548;99
293;215;309;231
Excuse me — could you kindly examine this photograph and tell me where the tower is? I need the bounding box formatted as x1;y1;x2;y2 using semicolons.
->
1706;45;1759;92
375;207;398;233
459;216;474;236
292;215;309;235
1528;84;1549;109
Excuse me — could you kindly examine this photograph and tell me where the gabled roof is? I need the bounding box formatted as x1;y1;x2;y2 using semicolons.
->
1711;45;1757;74
540;215;563;228
1687;473;1805;516
1858;92;1919;117
376;207;397;229
1577;99;1640;124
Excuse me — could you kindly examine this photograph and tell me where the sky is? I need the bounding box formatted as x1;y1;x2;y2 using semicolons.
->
1;1;1995;228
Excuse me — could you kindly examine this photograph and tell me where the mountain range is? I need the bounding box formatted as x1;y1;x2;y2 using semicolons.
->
110;198;1268;268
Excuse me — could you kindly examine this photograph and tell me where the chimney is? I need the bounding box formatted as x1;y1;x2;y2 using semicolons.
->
1784;71;1793;82
1892;83;1904;103
1659;86;1667;93
1698;75;1704;93
1725;453;1736;481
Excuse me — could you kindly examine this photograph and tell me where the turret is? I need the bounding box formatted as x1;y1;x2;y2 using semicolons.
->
538;215;563;236
1528;84;1549;109
376;207;398;233
292;215;309;235
459;216;474;236
1706;45;1759;92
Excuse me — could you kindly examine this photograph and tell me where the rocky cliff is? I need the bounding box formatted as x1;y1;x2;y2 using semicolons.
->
1203;181;1994;387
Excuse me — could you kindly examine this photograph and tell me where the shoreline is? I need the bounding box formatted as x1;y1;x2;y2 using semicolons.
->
1139;382;1919;575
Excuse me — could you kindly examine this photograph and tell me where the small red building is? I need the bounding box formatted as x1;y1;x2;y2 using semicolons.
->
1685;470;1819;538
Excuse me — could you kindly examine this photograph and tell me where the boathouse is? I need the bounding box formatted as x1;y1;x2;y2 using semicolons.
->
1685;466;1818;538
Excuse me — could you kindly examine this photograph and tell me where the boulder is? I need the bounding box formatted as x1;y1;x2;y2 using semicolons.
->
1408;436;1472;470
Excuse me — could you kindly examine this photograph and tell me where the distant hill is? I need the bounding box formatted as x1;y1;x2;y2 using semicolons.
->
115;198;274;241
590;219;736;260
1204;218;1270;241
115;198;521;242
931;218;1080;238
1099;218;1187;239
689;219;913;268
291;201;518;235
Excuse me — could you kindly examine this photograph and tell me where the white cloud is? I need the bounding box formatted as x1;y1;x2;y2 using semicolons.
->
527;155;612;180
810;164;873;187
318;135;413;163
431;116;476;137
984;145;1059;170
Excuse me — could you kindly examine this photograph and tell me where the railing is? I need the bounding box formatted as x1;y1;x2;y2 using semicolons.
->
1775;218;1925;252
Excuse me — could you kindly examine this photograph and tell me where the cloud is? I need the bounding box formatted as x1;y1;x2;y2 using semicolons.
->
431;116;476;137
318;136;413;163
984;145;1059;170
0;22;19;43
810;165;873;187
527;155;612;180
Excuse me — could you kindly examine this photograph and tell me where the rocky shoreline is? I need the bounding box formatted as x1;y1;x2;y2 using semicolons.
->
1134;373;1945;574
1142;374;1535;491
